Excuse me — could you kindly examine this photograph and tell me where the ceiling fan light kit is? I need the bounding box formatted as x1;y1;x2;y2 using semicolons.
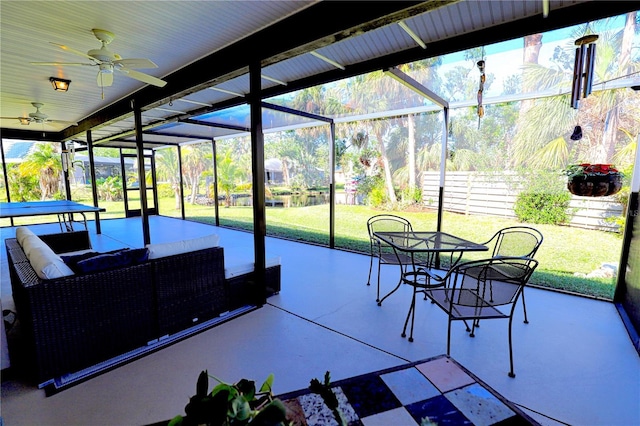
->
50;77;71;92
31;28;167;91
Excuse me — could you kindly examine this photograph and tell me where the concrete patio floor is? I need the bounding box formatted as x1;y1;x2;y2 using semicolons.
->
1;216;639;425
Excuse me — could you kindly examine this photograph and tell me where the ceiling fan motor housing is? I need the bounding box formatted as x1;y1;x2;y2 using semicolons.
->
98;63;114;74
89;47;119;63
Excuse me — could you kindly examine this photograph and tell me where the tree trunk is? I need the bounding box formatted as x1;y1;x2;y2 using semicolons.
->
602;107;620;162
619;12;636;74
375;128;397;203
512;33;543;166
603;12;635;161
173;183;181;210
408;114;416;191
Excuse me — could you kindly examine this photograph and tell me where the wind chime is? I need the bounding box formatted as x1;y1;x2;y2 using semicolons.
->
569;33;598;141
571;34;598;109
61;141;75;173
477;57;485;129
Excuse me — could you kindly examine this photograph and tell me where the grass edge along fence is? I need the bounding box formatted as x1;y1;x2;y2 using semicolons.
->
1;198;619;300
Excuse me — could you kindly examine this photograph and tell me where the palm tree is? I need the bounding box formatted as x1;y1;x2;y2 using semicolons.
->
216;149;242;207
18;143;62;200
337;72;398;203
155;147;182;209
512;12;639;169
182;143;211;204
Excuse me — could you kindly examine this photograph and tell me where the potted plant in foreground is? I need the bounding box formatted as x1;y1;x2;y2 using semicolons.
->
168;370;346;426
564;163;623;197
168;371;287;426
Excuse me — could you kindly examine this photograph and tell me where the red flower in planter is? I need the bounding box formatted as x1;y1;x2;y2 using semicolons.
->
565;163;623;197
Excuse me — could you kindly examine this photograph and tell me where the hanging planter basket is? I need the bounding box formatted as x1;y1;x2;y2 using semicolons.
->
565;164;623;197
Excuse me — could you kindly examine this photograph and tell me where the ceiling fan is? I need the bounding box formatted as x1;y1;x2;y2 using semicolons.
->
31;28;167;89
0;102;77;126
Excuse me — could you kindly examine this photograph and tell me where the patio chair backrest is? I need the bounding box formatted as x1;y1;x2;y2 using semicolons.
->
450;256;539;309
368;215;412;244
367;214;412;236
489;226;543;259
368;215;412;252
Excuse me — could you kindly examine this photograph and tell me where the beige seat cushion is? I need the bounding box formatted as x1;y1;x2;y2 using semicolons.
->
16;226;36;246
146;234;220;260
28;244;75;279
224;256;281;279
20;235;49;258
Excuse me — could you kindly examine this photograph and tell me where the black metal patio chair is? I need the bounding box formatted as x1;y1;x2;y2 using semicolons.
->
477;226;543;323
427;256;539;377
366;214;413;303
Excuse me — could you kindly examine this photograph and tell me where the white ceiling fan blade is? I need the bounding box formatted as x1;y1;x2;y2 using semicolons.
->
118;68;167;87
1;117;32;125
115;58;158;69
97;71;114;87
51;119;79;126
31;62;93;66
51;42;97;61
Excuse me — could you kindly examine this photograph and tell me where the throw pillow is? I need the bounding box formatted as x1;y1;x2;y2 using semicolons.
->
61;251;101;273
75;248;149;274
61;248;130;273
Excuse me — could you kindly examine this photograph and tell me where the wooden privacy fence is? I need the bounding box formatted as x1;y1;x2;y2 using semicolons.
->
422;171;624;231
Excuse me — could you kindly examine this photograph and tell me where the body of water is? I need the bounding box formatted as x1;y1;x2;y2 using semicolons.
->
228;193;330;207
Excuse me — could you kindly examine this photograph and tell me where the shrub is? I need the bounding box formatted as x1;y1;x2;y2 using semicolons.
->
514;191;572;224
357;175;386;207
400;186;422;205
368;184;387;207
97;176;123;201
157;183;175;198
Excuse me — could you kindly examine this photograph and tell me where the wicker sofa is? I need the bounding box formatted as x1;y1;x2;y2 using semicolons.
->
5;228;280;386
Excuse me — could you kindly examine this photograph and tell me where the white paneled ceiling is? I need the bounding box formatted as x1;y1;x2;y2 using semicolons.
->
1;0;636;148
0;1;316;131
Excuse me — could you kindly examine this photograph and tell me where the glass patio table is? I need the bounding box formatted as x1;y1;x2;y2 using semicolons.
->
372;231;488;306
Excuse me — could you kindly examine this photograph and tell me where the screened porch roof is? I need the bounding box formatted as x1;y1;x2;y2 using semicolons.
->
3;1;637;151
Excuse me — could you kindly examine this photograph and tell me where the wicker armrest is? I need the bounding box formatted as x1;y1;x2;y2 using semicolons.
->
153;247;229;336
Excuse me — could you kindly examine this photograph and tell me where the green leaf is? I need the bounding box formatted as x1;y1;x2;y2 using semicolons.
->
196;370;209;398
259;373;275;393
323;371;331;386
250;399;288;426
230;397;251;421
211;382;234;397
167;415;183;426
236;378;256;400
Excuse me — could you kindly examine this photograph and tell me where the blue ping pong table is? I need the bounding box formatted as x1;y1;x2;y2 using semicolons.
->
0;200;105;233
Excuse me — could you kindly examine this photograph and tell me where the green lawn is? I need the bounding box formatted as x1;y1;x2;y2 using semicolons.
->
2;196;620;299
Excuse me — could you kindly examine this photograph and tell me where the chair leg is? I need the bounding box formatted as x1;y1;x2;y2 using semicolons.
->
469;318;478;337
366;254;375;286
508;316;515;378
446;318;452;355
521;288;529;324
402;287;417;342
376;259;382;302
